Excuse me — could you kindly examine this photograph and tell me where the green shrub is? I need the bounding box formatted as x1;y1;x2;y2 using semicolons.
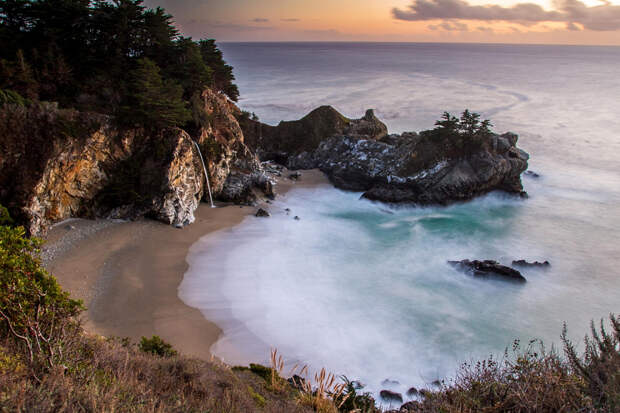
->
0;225;83;370
138;335;177;358
249;363;275;382
0;89;28;106
0;204;13;226
248;385;266;407
563;315;620;411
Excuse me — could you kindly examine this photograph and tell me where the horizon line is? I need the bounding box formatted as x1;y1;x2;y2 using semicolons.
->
218;40;620;48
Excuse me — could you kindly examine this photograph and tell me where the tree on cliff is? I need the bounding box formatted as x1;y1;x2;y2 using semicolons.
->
121;58;190;128
430;109;493;153
0;0;239;122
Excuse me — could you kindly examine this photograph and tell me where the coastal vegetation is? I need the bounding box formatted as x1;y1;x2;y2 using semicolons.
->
0;0;238;128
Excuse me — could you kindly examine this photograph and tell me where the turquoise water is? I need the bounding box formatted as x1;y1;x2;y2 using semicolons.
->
180;43;620;402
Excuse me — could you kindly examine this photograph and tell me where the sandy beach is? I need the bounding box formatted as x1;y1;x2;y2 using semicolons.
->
43;169;329;360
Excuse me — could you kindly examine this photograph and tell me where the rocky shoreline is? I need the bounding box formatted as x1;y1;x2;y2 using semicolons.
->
1;89;529;236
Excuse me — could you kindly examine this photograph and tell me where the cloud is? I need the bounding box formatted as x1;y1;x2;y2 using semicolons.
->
281;18;301;22
477;26;494;32
193;20;276;32
392;0;620;31
428;21;469;30
251;18;269;23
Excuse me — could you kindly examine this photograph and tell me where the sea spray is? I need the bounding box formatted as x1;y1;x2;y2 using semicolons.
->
180;181;620;400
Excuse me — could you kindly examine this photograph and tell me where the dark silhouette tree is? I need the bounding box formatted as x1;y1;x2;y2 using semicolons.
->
121;57;190;129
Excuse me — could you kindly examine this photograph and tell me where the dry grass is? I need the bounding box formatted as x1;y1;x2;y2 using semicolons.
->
0;334;313;413
403;316;620;413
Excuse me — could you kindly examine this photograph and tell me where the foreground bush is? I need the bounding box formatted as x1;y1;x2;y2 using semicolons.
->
407;315;619;413
139;335;177;357
0;225;83;374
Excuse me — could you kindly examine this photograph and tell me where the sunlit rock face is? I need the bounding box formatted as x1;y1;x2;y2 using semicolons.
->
0;89;270;235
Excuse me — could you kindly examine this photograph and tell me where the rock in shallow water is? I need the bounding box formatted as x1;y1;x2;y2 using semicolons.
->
255;208;270;217
380;389;403;403
449;259;526;282
512;259;550;268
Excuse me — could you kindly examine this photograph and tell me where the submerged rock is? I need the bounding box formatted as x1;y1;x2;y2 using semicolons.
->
512;259;550;268
380;390;404;404
449;259;526;282
406;387;419;396
382;379;400;387
400;401;422;412
524;170;540;178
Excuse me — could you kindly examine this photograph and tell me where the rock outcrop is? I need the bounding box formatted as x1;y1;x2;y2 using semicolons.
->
449;259;527;282
240;106;388;161
194;89;269;206
0;90;271;235
289;131;528;205
512;259;550;268
243;106;529;205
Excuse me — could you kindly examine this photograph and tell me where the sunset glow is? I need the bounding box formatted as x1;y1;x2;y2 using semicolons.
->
145;0;620;45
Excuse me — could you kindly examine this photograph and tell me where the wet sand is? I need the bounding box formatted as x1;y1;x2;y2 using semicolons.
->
44;169;329;359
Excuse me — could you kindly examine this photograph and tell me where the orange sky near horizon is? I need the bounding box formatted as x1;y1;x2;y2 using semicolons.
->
145;0;620;45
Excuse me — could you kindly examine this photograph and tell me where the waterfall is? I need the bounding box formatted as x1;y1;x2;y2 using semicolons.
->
191;140;215;208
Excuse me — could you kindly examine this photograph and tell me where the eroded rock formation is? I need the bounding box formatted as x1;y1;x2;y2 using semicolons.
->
0;90;270;235
242;106;529;205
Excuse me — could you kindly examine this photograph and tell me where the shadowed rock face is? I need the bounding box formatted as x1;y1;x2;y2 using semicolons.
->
289;131;529;205
240;106;388;160
0;90;270;235
449;260;527;282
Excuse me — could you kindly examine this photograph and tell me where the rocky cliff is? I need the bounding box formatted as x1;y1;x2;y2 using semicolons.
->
243;107;529;205
0;90;270;235
240;106;388;162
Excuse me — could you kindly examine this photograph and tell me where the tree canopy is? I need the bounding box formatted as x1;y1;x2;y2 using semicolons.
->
0;0;238;127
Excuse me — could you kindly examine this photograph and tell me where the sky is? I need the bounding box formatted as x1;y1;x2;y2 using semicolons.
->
144;0;620;45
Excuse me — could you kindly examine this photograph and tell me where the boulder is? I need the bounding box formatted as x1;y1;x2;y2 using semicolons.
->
512;259;550;268
380;390;404;404
449;259;526;282
382;379;400;387
400;401;422;412
406;387;419;396
255;208;270;217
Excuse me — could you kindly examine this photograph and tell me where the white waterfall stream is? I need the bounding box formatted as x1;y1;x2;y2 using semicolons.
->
191;140;215;208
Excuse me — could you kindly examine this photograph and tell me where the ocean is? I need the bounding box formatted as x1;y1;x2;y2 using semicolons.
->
180;43;620;403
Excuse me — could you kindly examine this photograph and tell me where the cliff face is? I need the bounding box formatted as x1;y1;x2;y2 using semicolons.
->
195;89;269;203
0;91;269;235
240;106;388;162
